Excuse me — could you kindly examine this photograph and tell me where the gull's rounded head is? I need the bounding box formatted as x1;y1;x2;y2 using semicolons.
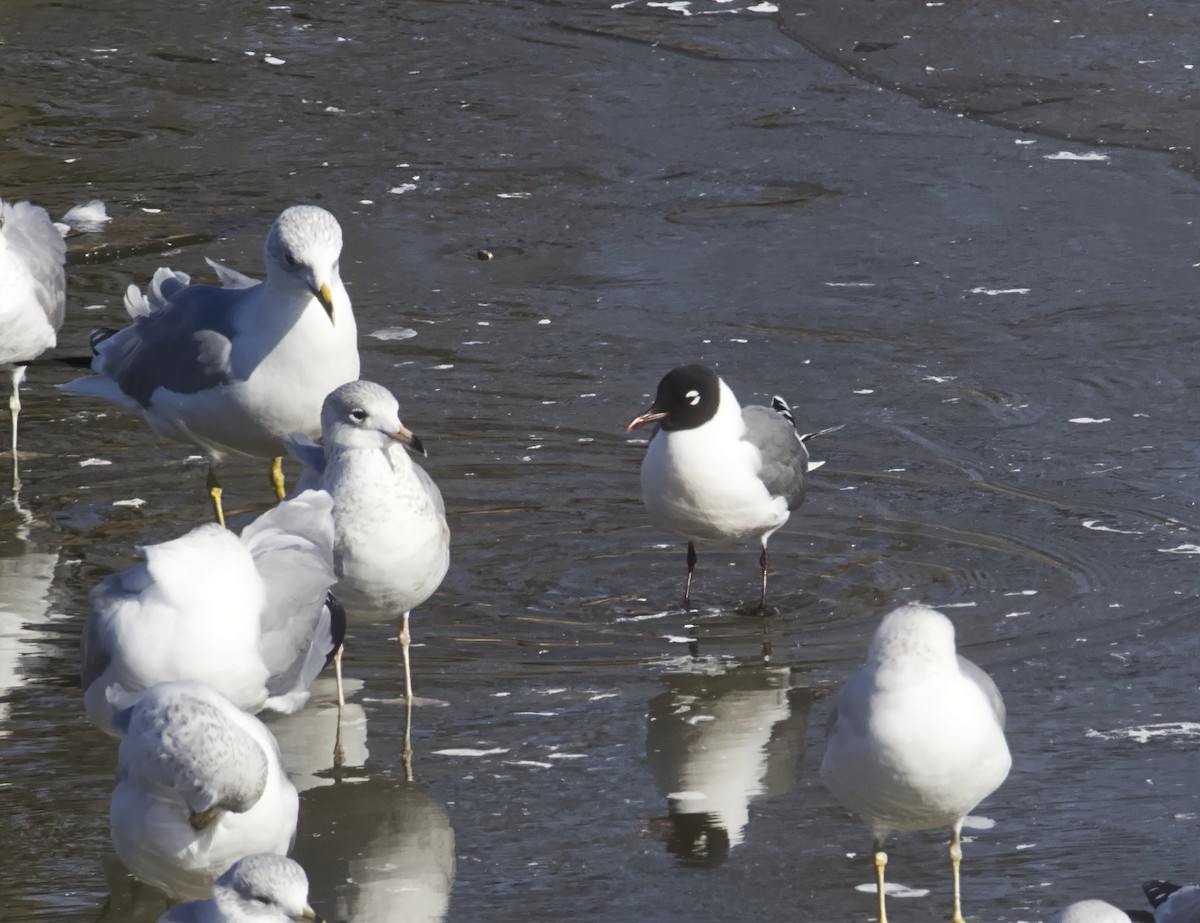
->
216;853;318;920
264;205;344;318
321;380;424;455
867;603;958;667
627;364;722;433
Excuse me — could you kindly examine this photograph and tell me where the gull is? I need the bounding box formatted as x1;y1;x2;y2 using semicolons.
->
81;489;344;733
1144;880;1200;923
0;195;67;490
819;603;1012;923
64;204;360;526
159;854;324;923
110;680;299;901
627;363;838;610
1050;900;1135;923
285;381;449;762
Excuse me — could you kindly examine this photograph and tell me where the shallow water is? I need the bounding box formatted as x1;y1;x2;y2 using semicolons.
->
3;1;1200;921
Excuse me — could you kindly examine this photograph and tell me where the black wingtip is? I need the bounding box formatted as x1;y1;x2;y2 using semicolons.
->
769;395;795;427
323;590;348;665
1143;880;1182;909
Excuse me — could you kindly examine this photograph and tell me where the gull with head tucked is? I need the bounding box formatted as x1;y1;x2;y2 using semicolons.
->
64;204;359;525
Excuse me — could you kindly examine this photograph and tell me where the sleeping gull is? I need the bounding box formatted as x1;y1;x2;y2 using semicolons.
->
81;489;344;732
285;381;449;754
820;603;1011;923
158;854;324;923
110;680;299;901
64;204;360;526
627;363;838;610
0;195;67;490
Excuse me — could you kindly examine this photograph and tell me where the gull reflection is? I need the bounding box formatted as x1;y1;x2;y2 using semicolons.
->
294;776;455;923
0;543;58;734
645;659;812;865
268;675;369;792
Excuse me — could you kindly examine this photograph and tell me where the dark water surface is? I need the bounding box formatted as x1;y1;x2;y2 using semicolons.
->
3;1;1200;921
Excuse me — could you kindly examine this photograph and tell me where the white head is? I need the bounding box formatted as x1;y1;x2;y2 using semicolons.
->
263;205;345;324
213;853;321;921
320;380;425;456
867;603;958;668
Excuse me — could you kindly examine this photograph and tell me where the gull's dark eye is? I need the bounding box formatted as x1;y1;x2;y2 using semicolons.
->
284;252;298;266
349;408;367;422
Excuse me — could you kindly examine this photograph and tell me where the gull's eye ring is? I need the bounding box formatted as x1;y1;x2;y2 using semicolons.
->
350;408;367;422
685;389;701;406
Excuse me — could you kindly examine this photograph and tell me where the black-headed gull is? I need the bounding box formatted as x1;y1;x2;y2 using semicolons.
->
628;363;836;610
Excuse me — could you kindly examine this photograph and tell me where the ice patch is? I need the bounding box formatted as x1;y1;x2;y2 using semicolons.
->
1069;417;1110;424
369;327;418;341
432;747;510;757
969;286;1031;296
1044;151;1109;162
1159;544;1200;555
1086;722;1200;743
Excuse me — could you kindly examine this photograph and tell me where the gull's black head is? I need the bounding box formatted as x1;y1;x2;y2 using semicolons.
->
627;364;721;433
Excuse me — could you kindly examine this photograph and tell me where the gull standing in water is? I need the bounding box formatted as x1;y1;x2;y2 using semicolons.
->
286;381;449;770
109;680;299;901
81;490;344;732
158;854;324;923
628;363;837;611
64;204;359;525
820;603;1011;923
0;195;66;491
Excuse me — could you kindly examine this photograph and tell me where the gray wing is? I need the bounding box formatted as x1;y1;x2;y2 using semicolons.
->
742;404;809;511
959;655;1006;728
283;432;328;488
414;461;447;519
241;491;338;700
92;281;246;407
79;585;115;692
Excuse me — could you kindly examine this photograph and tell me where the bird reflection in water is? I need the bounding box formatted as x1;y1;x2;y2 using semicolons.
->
645;660;812;866
293;776;455;923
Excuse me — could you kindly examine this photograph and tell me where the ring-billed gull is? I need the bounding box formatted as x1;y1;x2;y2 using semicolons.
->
1050;900;1134;923
64;204;360;526
110;680;299;900
81;490;344;733
819;603;1011;923
627;364;838;610
1144;880;1200;922
0;196;66;490
158;854;324;923
285;381;449;723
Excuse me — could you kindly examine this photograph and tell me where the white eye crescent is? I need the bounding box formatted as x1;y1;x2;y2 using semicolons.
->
685;389;701;406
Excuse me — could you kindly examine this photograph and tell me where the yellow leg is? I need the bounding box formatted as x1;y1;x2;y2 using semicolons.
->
874;845;889;923
399;611;414;781
950;825;965;923
206;468;226;528
9;368;24;492
270;456;286;500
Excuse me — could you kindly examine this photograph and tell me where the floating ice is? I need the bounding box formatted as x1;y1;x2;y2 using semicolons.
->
969;286;1031;296
368;327;417;341
1044;151;1109;162
1068;417;1110;424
